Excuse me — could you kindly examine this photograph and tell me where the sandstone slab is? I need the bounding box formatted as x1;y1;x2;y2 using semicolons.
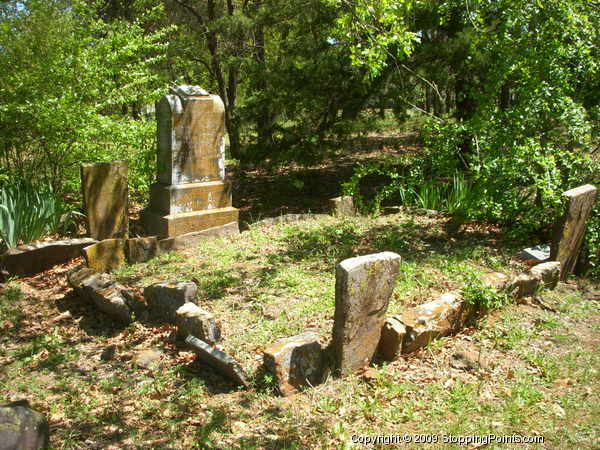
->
143;207;239;239
144;281;197;322
551;184;597;279
83;239;126;272
1;238;97;277
126;236;158;264
263;331;323;396
328;196;355;217
331;252;401;376
402;293;470;354
0;400;49;450
158;222;239;252
506;261;561;298
185;335;249;387
378;315;407;361
175;302;220;345
81;160;129;240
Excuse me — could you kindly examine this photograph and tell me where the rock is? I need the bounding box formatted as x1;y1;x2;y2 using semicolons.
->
331;252;401;377
482;272;510;291
83;239;127;272
126;237;158;264
378;315;407;361
450;351;484;371
100;344;117;361
81;160;129;240
402;293;471;354
414;208;439;216
328;196;355;217
0;238;97;277
133;349;162;369
247;214;330;230
263;331;323;396
530;261;561;290
550;184;597;279
144;281;197;322
185;335;249;387
171;85;209;97
0;400;49;450
506;261;561;298
158;222;239;252
175;303;220;345
67;266;133;323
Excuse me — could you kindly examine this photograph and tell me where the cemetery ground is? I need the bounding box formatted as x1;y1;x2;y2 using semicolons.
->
1;210;599;448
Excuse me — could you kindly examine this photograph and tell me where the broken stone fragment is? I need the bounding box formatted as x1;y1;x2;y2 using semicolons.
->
175;302;221;345
83;239;127;272
0;400;50;450
378;315;407;362
144;281;197;322
506;261;561;298
67;266;133;323
185;335;249;387
328;196;356;217
331;251;401;377
402;293;470;354
481;272;510;291
126;236;158;264
263;331;323;396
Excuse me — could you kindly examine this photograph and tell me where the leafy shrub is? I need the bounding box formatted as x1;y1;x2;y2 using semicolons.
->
0;182;80;250
462;275;511;313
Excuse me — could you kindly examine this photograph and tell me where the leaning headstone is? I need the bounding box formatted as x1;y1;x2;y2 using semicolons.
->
331;252;401;377
263;331;323;396
81;160;129;240
82;239;127;272
328;196;355;217
142;86;239;238
144;281;197;322
0;400;49;450
551;184;597;279
185;335;249;387
175;302;221;345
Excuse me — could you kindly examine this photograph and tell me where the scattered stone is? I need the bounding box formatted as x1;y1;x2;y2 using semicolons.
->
81;160;129;240
551;184;598;279
506;261;561;298
381;206;403;215
331;252;401;377
414;208;439;216
0;400;49;450
328;196;355;217
378;315;407;362
450;351;484;371
100;344;117;362
481;272;510;291
83;239;127;272
126;237;158;264
67;266;132;323
133;349;163;369
1;238;97;277
143;86;239;238
402;293;471;354
175;303;221;345
119;288;148;319
519;244;551;263
185;335;249;387
158;222;239;252
144;281;198;322
263;331;323;396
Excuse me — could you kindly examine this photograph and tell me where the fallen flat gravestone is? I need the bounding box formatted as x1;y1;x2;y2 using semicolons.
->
185;335;249;387
331;251;401;377
520;244;551;263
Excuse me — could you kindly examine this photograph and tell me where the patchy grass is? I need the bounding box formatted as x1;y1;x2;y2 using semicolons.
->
1;212;599;448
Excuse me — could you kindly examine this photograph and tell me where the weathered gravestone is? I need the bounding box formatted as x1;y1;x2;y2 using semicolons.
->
143;85;239;238
550;184;597;279
0;400;49;450
81;160;129;240
331;251;401;377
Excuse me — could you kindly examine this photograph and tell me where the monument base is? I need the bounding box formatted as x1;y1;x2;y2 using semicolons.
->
142;206;239;238
149;181;232;215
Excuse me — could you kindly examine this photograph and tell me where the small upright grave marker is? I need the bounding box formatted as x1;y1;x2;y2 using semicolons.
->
551;184;597;279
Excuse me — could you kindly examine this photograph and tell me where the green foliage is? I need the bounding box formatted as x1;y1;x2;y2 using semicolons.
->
461;274;511;312
0;0;168;194
0;182;81;249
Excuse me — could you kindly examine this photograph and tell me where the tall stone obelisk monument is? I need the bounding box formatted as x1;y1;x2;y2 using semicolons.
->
143;85;238;238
